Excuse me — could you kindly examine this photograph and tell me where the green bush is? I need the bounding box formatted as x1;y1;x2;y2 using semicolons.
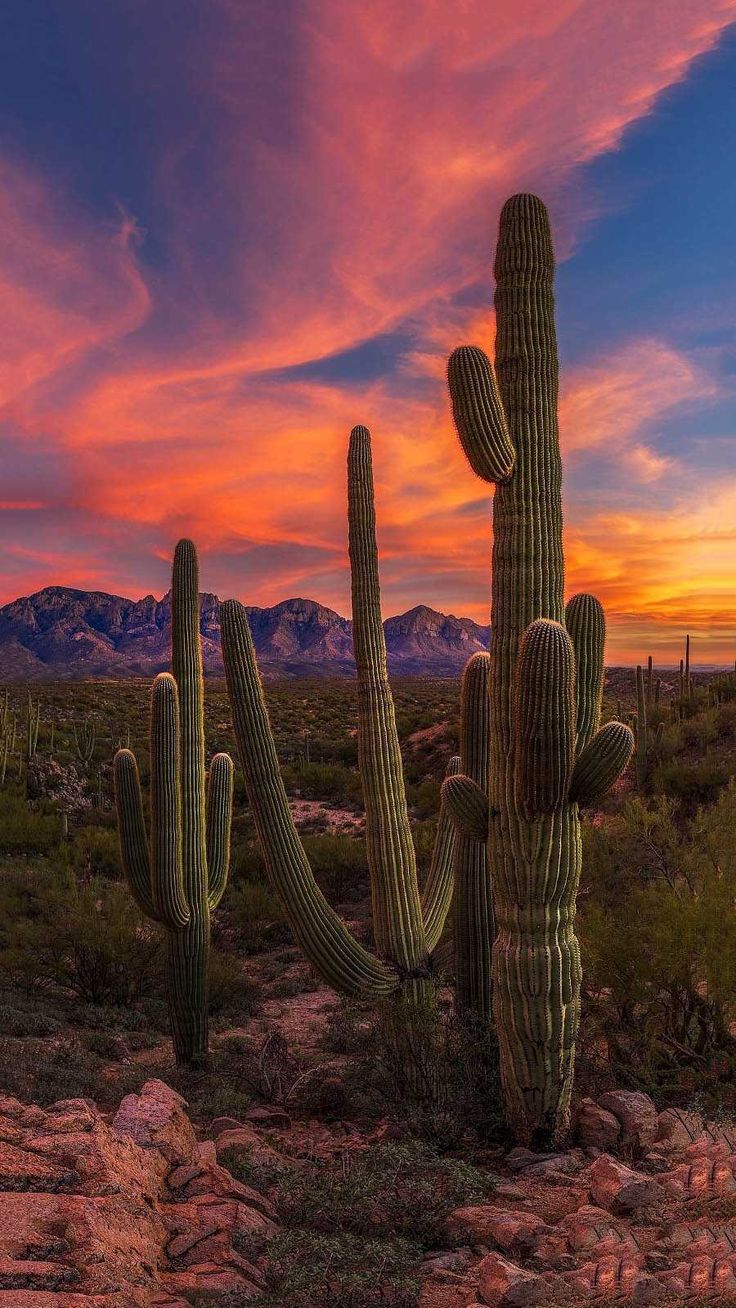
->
0;867;162;1005
0;794;61;856
302;833;367;903
208;948;260;1022
579;788;736;1109
242;1229;419;1308
651;758;731;807
0;1035;103;1104
69;825;121;879
226;877;290;952
273;1140;495;1247
281;762;363;807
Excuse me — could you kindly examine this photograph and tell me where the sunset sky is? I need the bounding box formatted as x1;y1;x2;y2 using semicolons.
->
0;2;735;663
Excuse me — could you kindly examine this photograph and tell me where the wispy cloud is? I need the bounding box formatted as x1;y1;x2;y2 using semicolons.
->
0;0;734;662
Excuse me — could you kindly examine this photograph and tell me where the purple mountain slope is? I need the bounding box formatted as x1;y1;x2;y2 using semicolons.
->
0;587;491;680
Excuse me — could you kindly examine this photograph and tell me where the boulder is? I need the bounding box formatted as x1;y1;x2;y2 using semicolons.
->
112;1079;197;1167
448;1208;549;1258
598;1091;657;1152
477;1254;549;1306
588;1155;661;1214
575;1099;622;1152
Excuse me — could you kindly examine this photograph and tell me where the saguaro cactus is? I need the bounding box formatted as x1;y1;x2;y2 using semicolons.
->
220;428;459;1077
114;540;234;1066
443;652;493;1022
73;719;96;765
445;194;633;1142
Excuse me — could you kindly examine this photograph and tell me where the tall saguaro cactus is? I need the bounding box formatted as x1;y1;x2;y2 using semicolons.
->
220;429;459;1076
114;540;234;1066
445;195;633;1142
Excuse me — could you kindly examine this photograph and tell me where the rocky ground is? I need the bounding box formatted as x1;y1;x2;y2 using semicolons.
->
423;1094;736;1306
3;1074;736;1306
0;1078;276;1306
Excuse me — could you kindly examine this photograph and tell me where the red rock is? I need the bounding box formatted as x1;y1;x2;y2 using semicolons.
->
419;1282;480;1307
477;1254;549;1306
112;1079;197;1166
588;1155;661;1214
447;1208;548;1257
210;1116;243;1138
598;1091;657;1151
575;1099;622;1152
245;1104;291;1129
162;1263;261;1295
0;1140;79;1192
655;1106;705;1151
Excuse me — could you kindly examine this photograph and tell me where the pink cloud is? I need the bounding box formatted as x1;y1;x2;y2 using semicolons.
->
0;0;734;665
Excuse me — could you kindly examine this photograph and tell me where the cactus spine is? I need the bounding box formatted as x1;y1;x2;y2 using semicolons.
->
220;430;459;1072
446;195;633;1142
114;540;234;1067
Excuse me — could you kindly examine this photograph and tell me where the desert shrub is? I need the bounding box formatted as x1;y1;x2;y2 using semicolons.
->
405;777;441;820
0;989;63;1037
303;833;367;902
0;1035;103;1104
0;794;62;856
273;1140;495;1247
208;948;260;1022
0;867;162;1005
219;1145;290;1193
716;700;736;740
69;825;121;879
226;877;290;951
240;1229;419;1308
281;761;363;807
214;1031;304;1104
579;787;736;1109
650;758;731;808
324;995;506;1147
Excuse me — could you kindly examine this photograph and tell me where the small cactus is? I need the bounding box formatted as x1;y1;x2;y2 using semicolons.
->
73;719;96;765
114;540;234;1067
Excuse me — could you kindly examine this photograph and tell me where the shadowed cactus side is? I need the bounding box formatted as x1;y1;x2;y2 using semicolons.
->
445;652;493;1023
220;427;459;1088
444;194;633;1143
114;540;234;1067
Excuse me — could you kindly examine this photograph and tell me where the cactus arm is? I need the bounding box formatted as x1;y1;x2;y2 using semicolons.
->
149;673;190;929
207;752;234;909
570;721;634;807
453;651;493;1021
442;774;489;841
347;425;427;971
220;598;398;997
447;346;515;483
514;619;575;818
113;748;159;922
565;594;605;754
421;755;460;953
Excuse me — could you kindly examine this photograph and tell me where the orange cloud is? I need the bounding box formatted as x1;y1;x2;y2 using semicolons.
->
0;1;734;666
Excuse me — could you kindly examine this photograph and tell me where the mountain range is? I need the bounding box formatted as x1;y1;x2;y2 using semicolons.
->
0;587;491;680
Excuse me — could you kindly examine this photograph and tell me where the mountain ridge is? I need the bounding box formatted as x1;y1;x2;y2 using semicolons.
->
0;585;491;680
